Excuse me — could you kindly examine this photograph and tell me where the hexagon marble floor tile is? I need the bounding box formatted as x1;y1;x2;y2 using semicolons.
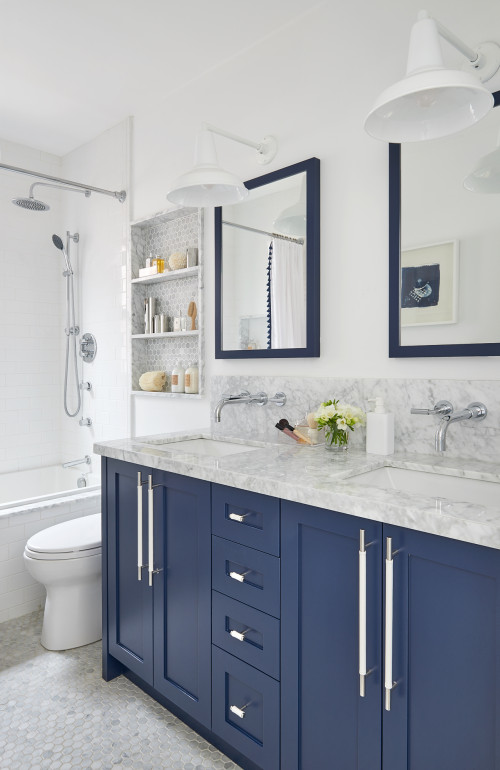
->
0;611;242;770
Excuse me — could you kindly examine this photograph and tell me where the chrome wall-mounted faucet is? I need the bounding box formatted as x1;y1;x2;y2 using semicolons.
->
214;391;287;422
410;400;487;452
434;403;487;452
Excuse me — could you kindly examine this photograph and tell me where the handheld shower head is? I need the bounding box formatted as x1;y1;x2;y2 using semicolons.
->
52;233;73;274
12;194;50;211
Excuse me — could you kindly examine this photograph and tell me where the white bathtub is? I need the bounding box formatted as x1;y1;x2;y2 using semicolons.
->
0;465;101;622
0;465;100;511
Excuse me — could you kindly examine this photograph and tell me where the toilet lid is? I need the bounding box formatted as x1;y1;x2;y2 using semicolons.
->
26;513;101;555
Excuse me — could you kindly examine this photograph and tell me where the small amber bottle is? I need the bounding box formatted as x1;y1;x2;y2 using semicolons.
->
152;256;165;273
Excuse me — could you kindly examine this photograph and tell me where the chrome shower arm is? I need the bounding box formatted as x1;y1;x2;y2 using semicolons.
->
29;181;91;199
0;161;126;202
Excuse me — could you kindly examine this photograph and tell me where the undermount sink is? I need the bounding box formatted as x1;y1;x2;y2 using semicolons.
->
349;466;500;507
140;438;260;458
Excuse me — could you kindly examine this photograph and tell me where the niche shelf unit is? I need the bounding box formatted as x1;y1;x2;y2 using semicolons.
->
130;207;204;398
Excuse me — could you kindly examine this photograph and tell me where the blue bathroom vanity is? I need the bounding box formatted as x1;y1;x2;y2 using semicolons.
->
97;437;500;770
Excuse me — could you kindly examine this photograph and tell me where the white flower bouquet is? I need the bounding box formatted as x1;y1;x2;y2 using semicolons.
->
313;399;366;448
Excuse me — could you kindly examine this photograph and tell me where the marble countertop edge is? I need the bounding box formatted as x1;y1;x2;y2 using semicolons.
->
94;431;500;551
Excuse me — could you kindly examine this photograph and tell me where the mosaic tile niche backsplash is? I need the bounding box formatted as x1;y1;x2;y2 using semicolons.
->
131;208;204;393
210;375;500;462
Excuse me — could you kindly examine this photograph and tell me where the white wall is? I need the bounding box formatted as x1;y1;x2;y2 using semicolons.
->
60;119;130;473
130;0;500;437
0;141;64;472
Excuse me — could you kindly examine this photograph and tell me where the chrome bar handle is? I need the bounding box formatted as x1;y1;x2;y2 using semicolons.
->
229;512;250;523
229;569;250;583
359;530;367;697
384;537;397;711
229;702;251;719
137;473;147;580
148;475;154;587
229;628;251;642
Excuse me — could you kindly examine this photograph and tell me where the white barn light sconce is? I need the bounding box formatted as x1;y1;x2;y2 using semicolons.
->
166;124;278;207
365;10;500;142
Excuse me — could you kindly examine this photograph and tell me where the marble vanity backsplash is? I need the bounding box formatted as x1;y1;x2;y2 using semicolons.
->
210;376;500;463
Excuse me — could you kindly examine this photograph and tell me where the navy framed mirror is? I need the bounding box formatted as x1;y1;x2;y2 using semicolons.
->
389;91;500;357
215;157;320;358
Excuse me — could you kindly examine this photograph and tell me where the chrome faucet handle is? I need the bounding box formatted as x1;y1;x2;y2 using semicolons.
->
250;392;268;406
268;392;287;407
467;402;487;421
411;400;453;416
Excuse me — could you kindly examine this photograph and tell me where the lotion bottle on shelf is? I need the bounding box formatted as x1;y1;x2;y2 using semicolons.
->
171;362;185;393
184;363;199;394
366;397;394;455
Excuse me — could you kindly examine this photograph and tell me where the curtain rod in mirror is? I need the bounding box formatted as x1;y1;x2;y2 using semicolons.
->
222;219;304;245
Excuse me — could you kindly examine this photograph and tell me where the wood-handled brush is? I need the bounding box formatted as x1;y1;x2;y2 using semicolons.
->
187;301;197;331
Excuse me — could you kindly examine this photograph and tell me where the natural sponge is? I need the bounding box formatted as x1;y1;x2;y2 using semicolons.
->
139;371;166;392
168;251;187;271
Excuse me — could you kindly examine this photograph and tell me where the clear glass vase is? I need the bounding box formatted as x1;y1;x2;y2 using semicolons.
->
325;441;348;453
324;428;349;452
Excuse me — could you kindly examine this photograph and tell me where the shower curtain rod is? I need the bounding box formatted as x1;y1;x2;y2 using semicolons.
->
222;219;304;245
0;162;126;202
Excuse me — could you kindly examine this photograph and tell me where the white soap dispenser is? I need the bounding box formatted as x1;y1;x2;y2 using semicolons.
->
366;397;394;455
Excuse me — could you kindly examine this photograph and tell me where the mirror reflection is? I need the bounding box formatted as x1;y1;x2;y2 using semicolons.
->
392;92;500;356
215;158;319;358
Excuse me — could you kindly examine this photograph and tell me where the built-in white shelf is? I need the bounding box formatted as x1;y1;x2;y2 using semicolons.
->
131;330;199;340
131;390;202;399
131;266;199;285
130;207;204;396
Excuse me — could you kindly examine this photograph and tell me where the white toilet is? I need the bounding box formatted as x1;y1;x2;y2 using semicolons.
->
23;513;102;651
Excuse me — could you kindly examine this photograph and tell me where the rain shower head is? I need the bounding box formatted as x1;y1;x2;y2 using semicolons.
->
12;181;92;213
12;194;50;211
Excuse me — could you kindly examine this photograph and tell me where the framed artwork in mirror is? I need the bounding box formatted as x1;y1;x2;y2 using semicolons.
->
215;157;320;358
389;90;500;357
401;240;458;327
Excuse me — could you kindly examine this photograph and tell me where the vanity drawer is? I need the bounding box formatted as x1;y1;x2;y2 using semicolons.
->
212;536;280;618
212;646;280;770
212;591;280;680
212;484;280;556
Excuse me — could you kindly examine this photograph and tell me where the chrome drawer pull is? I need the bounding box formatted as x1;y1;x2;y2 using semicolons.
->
385;537;399;711
229;570;250;583
229;628;251;642
359;529;367;697
229;512;249;523
137;472;147;581
230;702;250;719
147;475;161;587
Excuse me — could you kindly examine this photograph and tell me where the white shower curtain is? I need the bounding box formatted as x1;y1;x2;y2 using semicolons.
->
270;238;307;348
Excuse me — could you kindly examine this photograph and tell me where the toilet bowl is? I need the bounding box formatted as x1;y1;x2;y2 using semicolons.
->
23;513;102;651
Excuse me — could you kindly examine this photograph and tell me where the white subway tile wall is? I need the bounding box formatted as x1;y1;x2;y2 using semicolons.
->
0;140;64;474
59;119;130;470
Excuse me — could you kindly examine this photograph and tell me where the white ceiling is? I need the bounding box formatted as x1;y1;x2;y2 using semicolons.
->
0;0;313;157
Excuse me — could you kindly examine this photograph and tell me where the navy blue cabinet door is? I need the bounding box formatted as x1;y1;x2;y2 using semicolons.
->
281;501;382;770
105;459;154;683
152;470;212;729
383;525;500;770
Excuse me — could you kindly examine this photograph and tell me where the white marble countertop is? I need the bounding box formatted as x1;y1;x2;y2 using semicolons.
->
94;430;500;550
